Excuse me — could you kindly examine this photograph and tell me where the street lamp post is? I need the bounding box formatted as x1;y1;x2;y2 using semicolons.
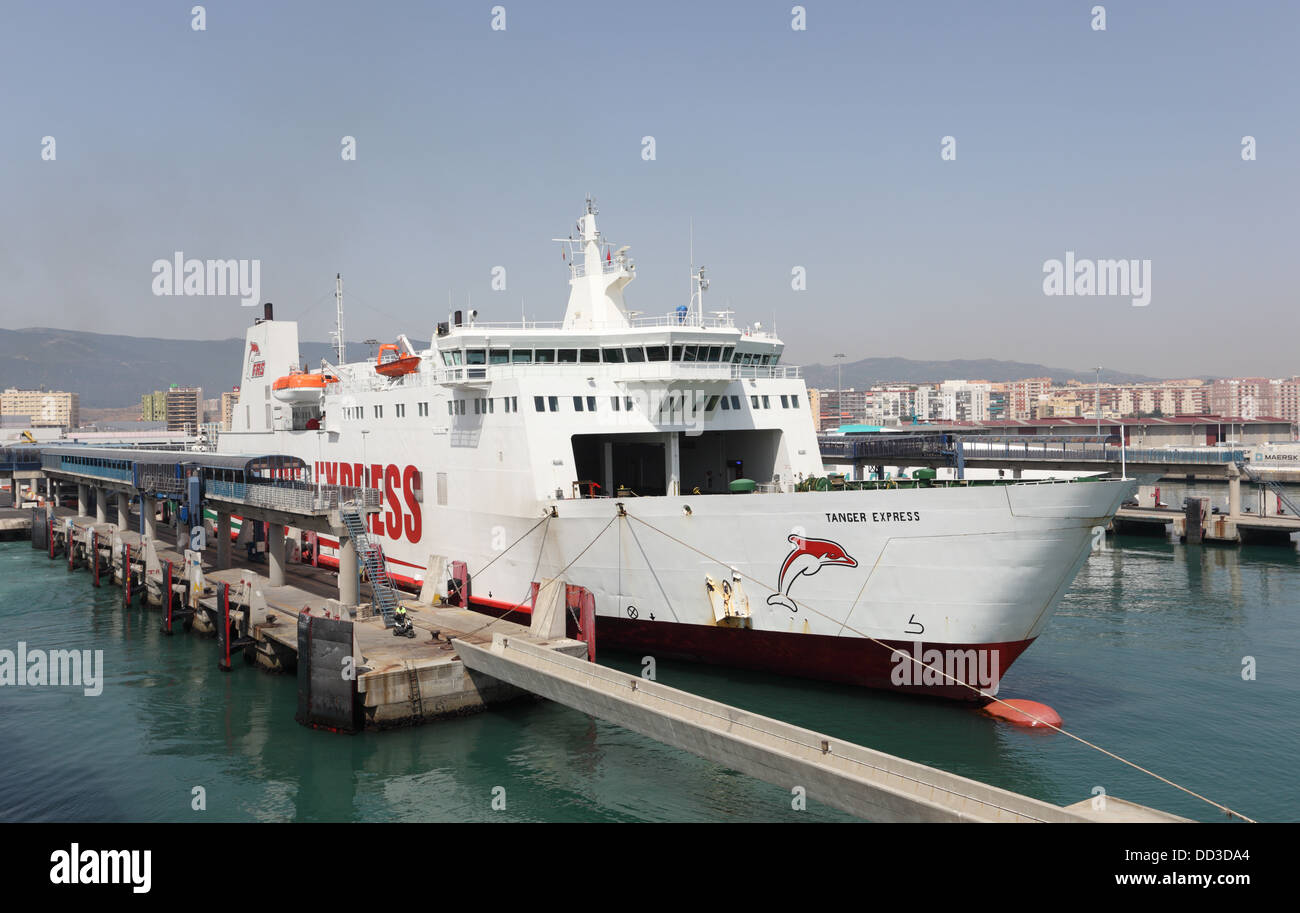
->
834;353;847;429
1095;366;1103;438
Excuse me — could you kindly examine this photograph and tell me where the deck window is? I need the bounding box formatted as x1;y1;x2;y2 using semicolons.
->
489;349;509;364
646;346;668;362
557;349;578;363
548;396;559;412
573;396;584;412
580;349;600;363
625;346;646;362
720;397;731;410
602;348;624;363
730;395;740;409
512;349;533;364
535;349;556;363
466;349;486;365
534;396;545;412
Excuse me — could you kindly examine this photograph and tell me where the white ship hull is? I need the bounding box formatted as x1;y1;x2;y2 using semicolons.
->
218;202;1134;699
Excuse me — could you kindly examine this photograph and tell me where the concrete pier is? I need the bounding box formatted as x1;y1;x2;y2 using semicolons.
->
457;634;1188;823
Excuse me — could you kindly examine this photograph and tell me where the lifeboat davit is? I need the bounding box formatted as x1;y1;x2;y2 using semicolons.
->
375;343;420;377
272;371;335;405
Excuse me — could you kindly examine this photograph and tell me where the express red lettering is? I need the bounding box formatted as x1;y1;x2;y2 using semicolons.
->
402;465;422;543
385;464;402;539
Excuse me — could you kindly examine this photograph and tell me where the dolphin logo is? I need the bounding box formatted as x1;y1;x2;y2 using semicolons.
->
767;534;857;612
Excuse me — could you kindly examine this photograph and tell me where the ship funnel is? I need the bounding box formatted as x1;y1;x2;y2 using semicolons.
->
263;301;274;321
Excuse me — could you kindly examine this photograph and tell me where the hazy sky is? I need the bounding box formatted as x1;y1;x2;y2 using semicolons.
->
2;1;1296;378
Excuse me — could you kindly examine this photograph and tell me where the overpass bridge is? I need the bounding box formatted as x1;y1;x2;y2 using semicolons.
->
819;434;1297;544
818;433;1246;477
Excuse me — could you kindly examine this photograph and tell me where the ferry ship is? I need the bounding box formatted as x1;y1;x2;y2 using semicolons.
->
218;200;1134;699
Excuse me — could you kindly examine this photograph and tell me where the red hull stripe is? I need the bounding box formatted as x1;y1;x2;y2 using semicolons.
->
311;553;423;590
591;617;1034;701
314;535;425;571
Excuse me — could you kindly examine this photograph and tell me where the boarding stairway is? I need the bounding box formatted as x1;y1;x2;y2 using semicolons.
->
1237;460;1300;518
341;501;399;627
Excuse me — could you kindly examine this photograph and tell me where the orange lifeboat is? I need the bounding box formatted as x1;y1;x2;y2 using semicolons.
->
272;370;335;405
375;343;420;377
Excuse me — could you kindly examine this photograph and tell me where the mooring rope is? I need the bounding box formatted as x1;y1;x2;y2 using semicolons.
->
622;509;1255;822
459;513;615;640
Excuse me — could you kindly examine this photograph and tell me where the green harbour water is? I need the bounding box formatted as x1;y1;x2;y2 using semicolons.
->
0;533;1295;823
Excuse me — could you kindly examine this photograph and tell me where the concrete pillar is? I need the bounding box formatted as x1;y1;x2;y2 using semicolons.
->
78;484;89;517
95;489;108;524
338;534;360;606
1227;466;1242;520
267;523;285;586
141;495;155;540
216;512;231;569
665;432;680;495
116;492;130;527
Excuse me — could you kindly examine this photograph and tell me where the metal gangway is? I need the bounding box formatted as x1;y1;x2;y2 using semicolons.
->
1237;460;1300;517
340;501;399;627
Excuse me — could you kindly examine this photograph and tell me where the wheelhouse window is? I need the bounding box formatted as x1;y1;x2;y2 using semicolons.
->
489;349;509;364
646;345;668;362
535;349;556;363
625;346;646;362
512;349;533;364
602;348;624;363
557;349;578;363
466;349;486;365
580;349;600;363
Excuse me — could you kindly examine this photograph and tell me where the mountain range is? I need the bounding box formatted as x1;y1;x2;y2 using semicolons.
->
3;326;1162;409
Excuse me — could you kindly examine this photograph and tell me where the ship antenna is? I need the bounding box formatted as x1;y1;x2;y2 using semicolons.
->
332;273;345;364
